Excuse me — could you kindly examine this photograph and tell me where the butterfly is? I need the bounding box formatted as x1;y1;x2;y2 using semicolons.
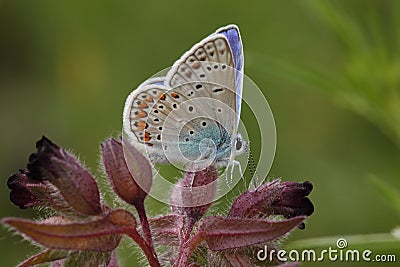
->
123;24;246;172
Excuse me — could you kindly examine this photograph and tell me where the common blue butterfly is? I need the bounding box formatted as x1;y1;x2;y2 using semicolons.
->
123;25;245;171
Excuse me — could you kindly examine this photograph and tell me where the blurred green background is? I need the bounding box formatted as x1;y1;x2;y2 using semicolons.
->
1;0;399;266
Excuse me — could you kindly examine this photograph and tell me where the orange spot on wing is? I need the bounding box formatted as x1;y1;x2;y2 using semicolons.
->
143;131;151;142
158;93;166;100
135;110;147;118
146;97;153;102
136;121;148;131
138;102;148;109
170;93;179;99
192;61;200;69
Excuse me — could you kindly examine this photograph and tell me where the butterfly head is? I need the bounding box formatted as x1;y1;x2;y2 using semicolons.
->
234;133;247;156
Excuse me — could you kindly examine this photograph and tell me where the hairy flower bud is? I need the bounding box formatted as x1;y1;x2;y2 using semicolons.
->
170;166;218;222
101;138;151;207
228;179;314;226
7;169;48;209
26;136;102;216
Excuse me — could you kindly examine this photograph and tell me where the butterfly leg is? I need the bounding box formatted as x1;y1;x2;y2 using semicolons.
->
221;159;244;186
230;159;244;183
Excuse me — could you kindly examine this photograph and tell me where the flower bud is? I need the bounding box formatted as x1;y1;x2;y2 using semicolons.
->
27;136;102;216
101;138;151;207
229;179;314;223
7;170;46;209
170;166;217;222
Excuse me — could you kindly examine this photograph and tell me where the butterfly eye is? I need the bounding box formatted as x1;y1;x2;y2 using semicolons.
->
235;138;242;151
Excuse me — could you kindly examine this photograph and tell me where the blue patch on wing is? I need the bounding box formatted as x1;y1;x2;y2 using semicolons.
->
150;80;166;86
142;78;166;87
218;27;243;73
217;26;243;127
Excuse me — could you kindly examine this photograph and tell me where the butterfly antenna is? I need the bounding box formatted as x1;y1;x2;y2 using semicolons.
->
246;145;254;184
247;145;260;189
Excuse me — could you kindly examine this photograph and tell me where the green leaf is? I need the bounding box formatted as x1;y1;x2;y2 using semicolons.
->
369;175;400;215
302;0;367;52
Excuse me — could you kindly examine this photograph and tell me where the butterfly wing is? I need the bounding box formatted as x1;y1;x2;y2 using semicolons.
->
123;25;243;166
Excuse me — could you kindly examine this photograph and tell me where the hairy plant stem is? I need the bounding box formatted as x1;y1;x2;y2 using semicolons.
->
135;201;157;258
183;217;196;243
125;227;160;267
177;231;205;267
